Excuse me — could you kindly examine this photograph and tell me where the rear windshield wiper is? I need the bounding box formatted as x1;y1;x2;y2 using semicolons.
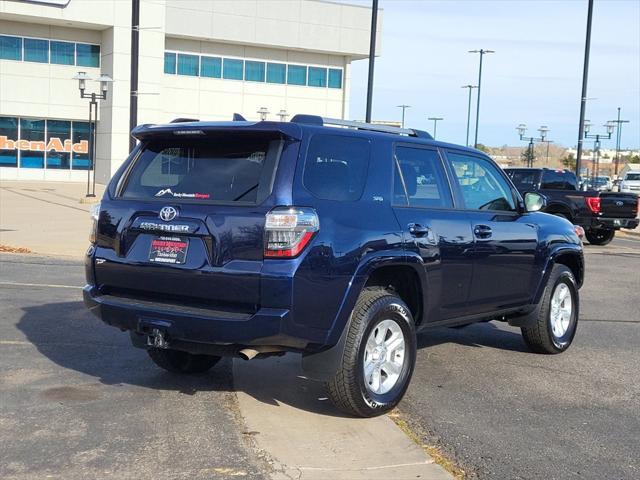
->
233;183;259;201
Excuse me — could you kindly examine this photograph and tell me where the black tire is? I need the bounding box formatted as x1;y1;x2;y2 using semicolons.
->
585;228;615;246
521;264;579;354
327;287;417;417
147;348;221;373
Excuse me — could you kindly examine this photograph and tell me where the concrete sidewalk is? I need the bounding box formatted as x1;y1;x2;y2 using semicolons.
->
234;354;453;480
0;181;104;258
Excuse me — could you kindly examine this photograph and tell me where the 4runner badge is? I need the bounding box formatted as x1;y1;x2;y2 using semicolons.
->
159;206;178;222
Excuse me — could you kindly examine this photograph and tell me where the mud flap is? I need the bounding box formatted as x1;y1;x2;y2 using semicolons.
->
301;317;351;382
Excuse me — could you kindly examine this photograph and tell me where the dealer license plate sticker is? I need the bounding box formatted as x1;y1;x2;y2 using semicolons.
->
149;236;189;265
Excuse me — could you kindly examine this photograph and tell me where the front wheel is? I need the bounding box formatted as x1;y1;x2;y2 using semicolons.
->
585;228;615;246
327;287;417;417
147;348;221;373
521;264;579;354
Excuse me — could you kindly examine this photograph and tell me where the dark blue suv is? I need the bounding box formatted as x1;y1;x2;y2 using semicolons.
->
84;115;584;417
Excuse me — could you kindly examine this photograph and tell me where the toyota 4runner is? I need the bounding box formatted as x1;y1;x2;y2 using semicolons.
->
84;115;585;417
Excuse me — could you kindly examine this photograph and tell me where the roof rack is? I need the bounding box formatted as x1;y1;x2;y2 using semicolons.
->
290;114;433;139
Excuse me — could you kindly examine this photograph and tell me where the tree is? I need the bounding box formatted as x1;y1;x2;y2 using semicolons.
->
561;153;576;170
475;143;490;153
521;146;535;166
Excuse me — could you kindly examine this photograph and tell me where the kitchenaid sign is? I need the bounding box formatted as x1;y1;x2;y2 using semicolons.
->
0;136;88;154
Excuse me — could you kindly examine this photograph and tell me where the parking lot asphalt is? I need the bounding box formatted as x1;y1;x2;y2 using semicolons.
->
399;235;640;479
0;254;266;480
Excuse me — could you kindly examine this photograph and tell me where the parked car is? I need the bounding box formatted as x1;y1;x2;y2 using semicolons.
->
505;168;639;245
620;171;640;193
84;116;585;417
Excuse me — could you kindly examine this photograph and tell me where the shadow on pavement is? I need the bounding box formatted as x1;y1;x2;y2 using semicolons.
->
17;301;529;416
418;321;530;353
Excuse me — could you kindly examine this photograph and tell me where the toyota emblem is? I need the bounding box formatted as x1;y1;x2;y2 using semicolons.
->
159;206;178;222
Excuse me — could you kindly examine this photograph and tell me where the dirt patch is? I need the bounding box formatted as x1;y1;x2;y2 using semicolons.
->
0;245;32;254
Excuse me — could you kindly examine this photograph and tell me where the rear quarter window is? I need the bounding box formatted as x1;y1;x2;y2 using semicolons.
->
303;134;370;201
119;134;282;203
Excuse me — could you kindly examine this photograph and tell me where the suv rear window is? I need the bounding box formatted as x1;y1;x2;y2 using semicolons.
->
120;133;283;203
303;134;370;201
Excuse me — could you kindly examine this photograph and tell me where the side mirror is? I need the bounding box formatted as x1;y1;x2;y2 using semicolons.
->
524;192;546;212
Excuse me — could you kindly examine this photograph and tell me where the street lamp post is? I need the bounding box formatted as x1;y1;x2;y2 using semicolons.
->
583;120;615;186
517;124;550;168
277;109;289;122
428;117;443;139
365;0;379;123
257;107;270;121
538;126;552;164
461;85;477;146
469;49;494;148
73;71;113;198
609;107;630;177
396;104;411;128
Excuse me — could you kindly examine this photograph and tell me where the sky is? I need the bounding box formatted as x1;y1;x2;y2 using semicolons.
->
347;0;640;148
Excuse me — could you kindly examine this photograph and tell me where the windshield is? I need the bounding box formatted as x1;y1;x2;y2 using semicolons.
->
120;133;283;203
625;173;640;181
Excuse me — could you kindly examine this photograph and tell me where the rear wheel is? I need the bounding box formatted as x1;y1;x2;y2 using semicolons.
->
585;228;615;246
327;287;417;417
147;348;221;373
521;264;578;354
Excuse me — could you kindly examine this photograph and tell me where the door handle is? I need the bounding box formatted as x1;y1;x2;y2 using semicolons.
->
408;223;430;237
473;224;493;239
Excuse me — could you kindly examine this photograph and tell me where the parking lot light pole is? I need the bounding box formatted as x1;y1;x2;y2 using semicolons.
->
469;49;494;148
517;124;550;168
610;107;630;177
538;126;552;163
428;117;443;139
73;71;113;198
397;104;411;128
583;120;615;185
461;85;477;146
365;0;379;123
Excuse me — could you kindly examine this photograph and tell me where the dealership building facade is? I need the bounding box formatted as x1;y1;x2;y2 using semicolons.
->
0;0;378;183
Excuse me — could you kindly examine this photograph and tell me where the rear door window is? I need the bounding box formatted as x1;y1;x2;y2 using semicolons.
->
303;134;370;201
506;169;539;191
541;170;576;190
120;134;282;203
393;146;453;208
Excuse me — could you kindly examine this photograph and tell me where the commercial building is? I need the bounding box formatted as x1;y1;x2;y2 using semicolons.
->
0;0;379;183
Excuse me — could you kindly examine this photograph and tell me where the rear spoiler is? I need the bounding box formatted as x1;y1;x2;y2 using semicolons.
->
131;120;303;141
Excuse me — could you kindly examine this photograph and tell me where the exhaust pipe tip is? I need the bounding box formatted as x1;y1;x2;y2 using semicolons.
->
238;346;284;361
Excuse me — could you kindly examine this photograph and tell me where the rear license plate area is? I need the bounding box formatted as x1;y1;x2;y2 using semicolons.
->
148;236;189;265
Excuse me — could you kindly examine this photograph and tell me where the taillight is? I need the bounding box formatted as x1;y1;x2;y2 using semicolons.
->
585;197;601;214
89;202;100;244
264;207;319;258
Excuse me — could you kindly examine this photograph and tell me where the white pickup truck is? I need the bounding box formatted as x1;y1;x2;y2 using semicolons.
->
620;172;640;193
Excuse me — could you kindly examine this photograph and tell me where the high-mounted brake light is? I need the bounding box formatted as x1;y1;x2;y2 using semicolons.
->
264;207;319;258
585;197;601;214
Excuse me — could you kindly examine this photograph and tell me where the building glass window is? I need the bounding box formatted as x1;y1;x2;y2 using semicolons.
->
223;58;244;80
200;56;221;78
46;120;71;169
19;119;46;169
164;52;176;74
24;38;49;63
308;67;327;87
72;121;91;170
266;63;286;84
328;68;342;89
287;65;306;86
0;35;22;61
245;61;265;82
177;54;199;76
0;116;19;167
76;43;100;67
50;41;75;65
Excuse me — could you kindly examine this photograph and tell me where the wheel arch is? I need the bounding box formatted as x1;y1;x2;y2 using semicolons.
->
544;202;574;221
534;247;584;305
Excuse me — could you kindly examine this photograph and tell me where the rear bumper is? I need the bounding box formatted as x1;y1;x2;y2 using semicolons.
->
590;217;639;230
83;285;313;351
